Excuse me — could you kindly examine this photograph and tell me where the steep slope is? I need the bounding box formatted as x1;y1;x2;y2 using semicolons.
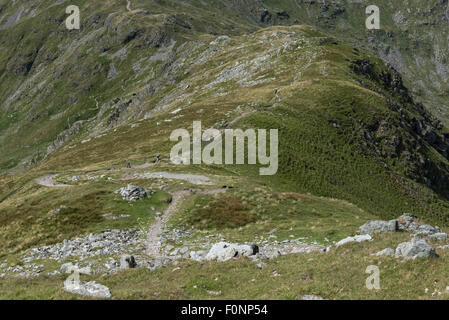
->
3;1;449;300
2;0;449;173
1;23;449;223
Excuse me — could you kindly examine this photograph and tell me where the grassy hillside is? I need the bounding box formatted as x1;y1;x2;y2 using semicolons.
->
1;1;449;300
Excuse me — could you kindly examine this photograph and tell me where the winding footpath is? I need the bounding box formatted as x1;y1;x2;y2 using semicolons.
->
35;174;71;187
145;188;225;258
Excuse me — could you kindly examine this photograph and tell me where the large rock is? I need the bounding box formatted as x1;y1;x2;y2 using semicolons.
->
412;224;441;237
335;235;372;247
395;237;438;259
189;250;207;262
115;185;151;201
64;281;112;299
205;242;259;262
359;220;398;235
396;213;419;231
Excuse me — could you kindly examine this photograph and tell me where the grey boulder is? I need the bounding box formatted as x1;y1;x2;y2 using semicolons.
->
205;242;259;262
64;281;112;299
359;220;398;235
335;234;372;247
115;185;151;201
396;213;419;231
395;237;438;259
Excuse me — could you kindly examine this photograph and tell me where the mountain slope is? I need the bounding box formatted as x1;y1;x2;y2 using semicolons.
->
2;0;449;300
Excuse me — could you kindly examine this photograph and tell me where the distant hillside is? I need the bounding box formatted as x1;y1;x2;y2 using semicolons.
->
1;0;449;224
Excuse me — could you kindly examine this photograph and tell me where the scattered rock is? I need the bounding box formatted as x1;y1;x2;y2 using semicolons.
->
206;289;222;296
335;235;372;247
102;213;130;220
50;205;68;215
25;229;142;263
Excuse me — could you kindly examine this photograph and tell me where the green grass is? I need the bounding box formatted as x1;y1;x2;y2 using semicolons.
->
0;179;171;258
2;232;449;300
1;3;449;299
170;185;376;245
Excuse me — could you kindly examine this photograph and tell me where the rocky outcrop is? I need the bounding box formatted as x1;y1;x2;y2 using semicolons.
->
64;281;112;299
395;237;438;259
24;229;142;263
115;185;153;201
397;213;420;231
359;220;398;235
46;120;84;156
204;242;259;262
358;214;448;241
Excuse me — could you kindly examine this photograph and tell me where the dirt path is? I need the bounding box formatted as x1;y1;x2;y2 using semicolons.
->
126;0;131;11
128;171;214;185
35;174;71;187
145;188;225;258
227;110;256;127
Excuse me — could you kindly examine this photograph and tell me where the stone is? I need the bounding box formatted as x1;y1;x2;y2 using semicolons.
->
25;229;142;263
373;248;395;256
115;185;152;201
396;213;419;231
64;280;112;299
189;250;207;262
298;294;324;300
359;220;398;235
335;234;372;247
395;237;438;259
426;232;448;240
60;262;75;274
204;242;258;262
412;224;441;237
120;254;137;269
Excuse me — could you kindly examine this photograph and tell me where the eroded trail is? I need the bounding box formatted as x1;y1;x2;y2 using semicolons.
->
145;188;225;258
35;174;71;187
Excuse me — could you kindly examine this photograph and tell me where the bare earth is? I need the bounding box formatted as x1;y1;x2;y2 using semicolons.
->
35;174;71;187
146;188;225;257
